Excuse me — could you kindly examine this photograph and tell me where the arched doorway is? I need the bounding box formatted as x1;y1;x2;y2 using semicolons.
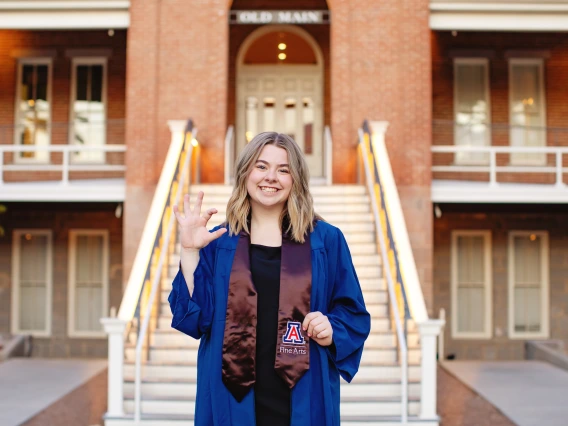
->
236;25;325;178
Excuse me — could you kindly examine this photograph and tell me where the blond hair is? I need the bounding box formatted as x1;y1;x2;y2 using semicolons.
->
225;132;322;243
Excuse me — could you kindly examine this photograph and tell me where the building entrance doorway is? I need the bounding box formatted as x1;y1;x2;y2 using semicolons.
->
236;26;324;178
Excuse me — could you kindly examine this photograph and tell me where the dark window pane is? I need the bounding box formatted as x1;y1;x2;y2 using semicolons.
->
36;65;48;101
76;65;89;101
90;65;103;103
21;65;34;101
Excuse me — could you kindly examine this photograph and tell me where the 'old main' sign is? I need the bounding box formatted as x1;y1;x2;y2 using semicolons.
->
230;10;330;25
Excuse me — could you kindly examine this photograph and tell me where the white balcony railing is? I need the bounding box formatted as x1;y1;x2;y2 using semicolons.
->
0;144;126;184
432;145;568;187
431;121;568;202
0;142;127;202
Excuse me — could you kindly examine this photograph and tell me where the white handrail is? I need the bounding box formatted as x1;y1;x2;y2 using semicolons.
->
224;125;235;185
370;122;429;323
118;122;189;322
324;125;332;185
358;128;408;423
134;138;193;422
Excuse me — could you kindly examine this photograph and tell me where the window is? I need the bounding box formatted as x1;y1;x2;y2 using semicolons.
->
11;230;53;336
68;230;109;337
509;59;546;165
451;231;492;339
453;58;491;165
70;58;107;163
15;59;52;162
508;231;549;339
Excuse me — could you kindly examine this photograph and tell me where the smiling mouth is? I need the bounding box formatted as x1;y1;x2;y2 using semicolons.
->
259;186;279;193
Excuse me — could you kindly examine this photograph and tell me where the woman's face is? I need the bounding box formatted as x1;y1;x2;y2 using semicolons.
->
246;144;293;212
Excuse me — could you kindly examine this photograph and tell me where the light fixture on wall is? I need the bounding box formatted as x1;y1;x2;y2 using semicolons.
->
278;53;287;61
108;29;115;37
434;204;442;219
115;203;123;219
278;43;287;50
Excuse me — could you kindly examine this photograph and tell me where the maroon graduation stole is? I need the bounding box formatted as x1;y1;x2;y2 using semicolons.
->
221;230;311;402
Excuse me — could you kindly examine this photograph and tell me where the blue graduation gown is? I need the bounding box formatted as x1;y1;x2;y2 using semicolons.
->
168;220;371;426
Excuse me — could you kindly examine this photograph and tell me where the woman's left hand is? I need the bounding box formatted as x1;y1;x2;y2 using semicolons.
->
303;312;333;347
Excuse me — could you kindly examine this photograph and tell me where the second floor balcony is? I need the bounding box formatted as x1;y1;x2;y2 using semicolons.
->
0;119;126;202
431;120;568;203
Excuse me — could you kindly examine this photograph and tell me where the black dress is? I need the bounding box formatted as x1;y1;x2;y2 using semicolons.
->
250;244;291;426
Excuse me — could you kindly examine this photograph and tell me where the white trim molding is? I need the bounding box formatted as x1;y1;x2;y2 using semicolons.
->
68;229;110;338
11;229;53;337
451;230;493;339
0;1;129;30
508;230;550;340
430;1;568;31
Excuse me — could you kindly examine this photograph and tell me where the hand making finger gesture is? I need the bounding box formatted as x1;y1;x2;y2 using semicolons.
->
303;311;333;347
173;191;227;250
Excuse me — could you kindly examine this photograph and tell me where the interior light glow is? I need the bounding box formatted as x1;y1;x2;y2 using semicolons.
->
278;53;287;60
278;43;287;50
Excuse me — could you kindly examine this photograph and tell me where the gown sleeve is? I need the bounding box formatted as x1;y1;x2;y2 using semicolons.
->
168;235;217;339
325;227;371;382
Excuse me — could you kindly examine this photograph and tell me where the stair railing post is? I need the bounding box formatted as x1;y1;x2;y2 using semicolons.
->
417;319;444;421
101;317;128;417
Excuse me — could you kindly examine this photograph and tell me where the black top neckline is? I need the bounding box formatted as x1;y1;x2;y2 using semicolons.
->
250;243;282;249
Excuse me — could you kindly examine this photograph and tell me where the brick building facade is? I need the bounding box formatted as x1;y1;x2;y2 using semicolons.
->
0;1;566;361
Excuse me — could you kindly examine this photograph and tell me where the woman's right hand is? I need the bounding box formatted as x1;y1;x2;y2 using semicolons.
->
173;191;227;250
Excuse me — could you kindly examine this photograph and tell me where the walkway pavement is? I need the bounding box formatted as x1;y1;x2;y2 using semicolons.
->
442;360;568;426
0;358;107;426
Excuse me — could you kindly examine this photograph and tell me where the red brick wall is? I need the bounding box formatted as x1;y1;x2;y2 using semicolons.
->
0;30;127;182
124;0;230;281
123;0;434;311
0;203;123;357
432;31;568;185
327;0;433;310
434;203;568;360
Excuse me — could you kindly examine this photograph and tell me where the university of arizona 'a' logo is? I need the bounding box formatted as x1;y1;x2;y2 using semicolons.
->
282;321;305;345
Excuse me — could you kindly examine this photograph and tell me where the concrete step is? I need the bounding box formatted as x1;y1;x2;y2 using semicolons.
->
156;314;414;334
173;231;376;254
122;396;420;417
124;344;421;364
124;361;421;381
123;378;421;400
149;326;404;347
168;251;382;269
106;415;437;426
158;299;388;323
160;278;388;306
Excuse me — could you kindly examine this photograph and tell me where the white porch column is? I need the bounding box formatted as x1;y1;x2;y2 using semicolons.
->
418;319;445;420
101;317;128;417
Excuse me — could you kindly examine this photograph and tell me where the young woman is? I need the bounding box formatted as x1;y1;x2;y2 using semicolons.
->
169;132;370;426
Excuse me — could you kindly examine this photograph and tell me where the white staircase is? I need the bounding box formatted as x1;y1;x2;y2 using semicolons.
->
113;183;427;425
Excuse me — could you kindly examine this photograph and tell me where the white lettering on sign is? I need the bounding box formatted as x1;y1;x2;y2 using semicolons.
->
234;11;325;25
278;11;320;24
238;11;273;24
